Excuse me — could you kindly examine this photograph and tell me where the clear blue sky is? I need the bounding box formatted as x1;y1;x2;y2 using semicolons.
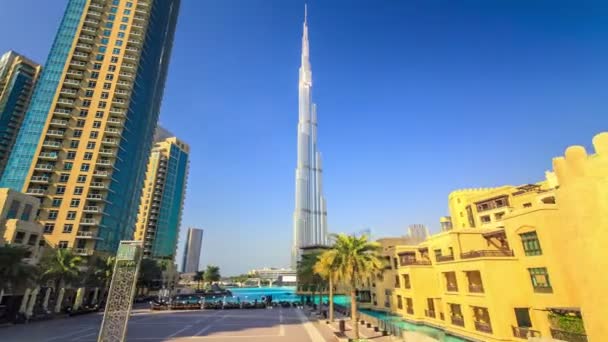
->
0;0;606;275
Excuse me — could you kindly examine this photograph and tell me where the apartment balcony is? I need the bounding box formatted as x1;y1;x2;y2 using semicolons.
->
460;249;514;259
50;119;69;127
512;326;541;339
73;248;94;256
116;81;132;90
125;47;140;54
104;128;122;137
25;188;45;196
30;176;50;184
96;160;113;167
80;218;99;226
79;34;95;42
114;89;130;96
38;152;58;160
65;70;84;79
34;164;53;171
70;60;88;69
101;139;119;146
127;38;142;47
89;3;103;10
59;88;78;97
137;1;149;7
400;259;432;266
451;316;464;327
90;182;107;189
75;44;93;53
86;10;101;18
123;54;137;62
93;170;110;178
72;52;89;60
109;108;126;117
56;98;75;107
83;206;101;213
133;15;146;22
550;329;587;342
42;141;62;149
81;26;97;34
87;193;104;200
76;231;103;240
118;72;134;80
474;321;493;334
107;118;123;126
46;130;65;137
131;23;144;29
436;254;455;262
112;99;127;108
99;149;116;157
63;79;81;87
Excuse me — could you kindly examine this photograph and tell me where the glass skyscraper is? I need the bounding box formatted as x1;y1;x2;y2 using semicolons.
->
0;0;180;255
134;127;189;260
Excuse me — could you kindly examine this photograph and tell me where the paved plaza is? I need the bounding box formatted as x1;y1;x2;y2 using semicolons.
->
0;308;329;342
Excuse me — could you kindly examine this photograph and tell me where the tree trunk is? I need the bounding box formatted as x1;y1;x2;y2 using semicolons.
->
351;280;359;339
318;286;324;314
329;276;334;322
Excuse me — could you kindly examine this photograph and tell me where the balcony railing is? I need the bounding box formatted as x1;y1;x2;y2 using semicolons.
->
533;286;553;293
73;248;94;256
550;329;587;342
436;254;455;262
461;249;514;259
451;316;464;327
474;321;493;334
401;259;432;266
468;283;484;293
512;326;541;339
425;309;436;318
406;307;413;315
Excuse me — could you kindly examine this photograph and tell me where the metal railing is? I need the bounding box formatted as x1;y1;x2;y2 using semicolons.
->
512;326;541;339
461;249;514;259
550;329;588;342
474;321;493;333
451;316;464;327
436;254;455;262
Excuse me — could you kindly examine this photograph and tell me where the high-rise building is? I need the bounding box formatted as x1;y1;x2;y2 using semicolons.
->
292;6;328;268
134;127;189;260
0;0;180;255
182;227;203;273
0;51;42;176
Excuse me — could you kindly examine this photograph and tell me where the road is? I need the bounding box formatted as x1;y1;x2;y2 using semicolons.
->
0;307;327;342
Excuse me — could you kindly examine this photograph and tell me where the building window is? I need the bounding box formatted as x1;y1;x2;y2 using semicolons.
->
84;152;93;160
96;111;104;118
466;271;484;293
88;81;97;88
44;223;55;233
93;121;102;128
402;274;411;289
79;109;89;117
480;215;491;223
76;119;86;128
66;151;76;160
48;210;59;220
397;295;403;310
56;186;66;195
7;200;21;219
90;131;99;139
63;224;73;233
21;204;33;221
444;272;458;292
111;57;119;63
74;187;84;195
63;162;73;171
520;232;542;256
73;130;83;138
84;90;94;97
395;275;400;288
59;173;70;182
77;175;87;183
70;199;80;208
523;202;532;208
66;211;77;220
81;164;90;171
58;241;68;249
434;249;442;259
14;231;25;244
70;140;79;149
27;234;38;246
449;303;464;327
528;267;552;293
87;142;96;149
472;306;493;333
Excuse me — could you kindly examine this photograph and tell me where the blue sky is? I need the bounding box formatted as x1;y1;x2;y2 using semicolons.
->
0;0;606;275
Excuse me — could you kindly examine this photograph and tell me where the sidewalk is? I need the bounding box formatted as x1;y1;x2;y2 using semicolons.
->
306;308;395;341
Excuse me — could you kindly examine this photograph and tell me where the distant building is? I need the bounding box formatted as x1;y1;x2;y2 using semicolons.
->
134;128;189;261
407;224;429;243
248;267;296;281
0;188;44;264
0;51;41;177
182;228;203;273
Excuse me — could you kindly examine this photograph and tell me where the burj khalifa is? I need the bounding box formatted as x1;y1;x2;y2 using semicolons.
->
292;6;328;268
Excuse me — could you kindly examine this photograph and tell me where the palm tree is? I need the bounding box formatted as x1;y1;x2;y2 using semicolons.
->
0;245;37;292
331;234;384;340
137;258;162;294
93;255;115;299
314;249;338;322
40;248;84;290
193;271;204;290
204;265;220;285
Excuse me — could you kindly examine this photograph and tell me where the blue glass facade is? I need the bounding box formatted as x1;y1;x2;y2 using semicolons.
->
99;0;181;252
0;0;86;190
152;144;188;258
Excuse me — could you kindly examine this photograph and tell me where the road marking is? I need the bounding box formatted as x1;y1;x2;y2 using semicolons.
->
278;309;285;336
194;313;227;336
71;331;99;341
295;309;326;342
43;327;95;342
166;324;193;338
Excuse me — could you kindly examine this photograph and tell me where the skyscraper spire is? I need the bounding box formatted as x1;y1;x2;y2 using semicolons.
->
292;6;328;268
